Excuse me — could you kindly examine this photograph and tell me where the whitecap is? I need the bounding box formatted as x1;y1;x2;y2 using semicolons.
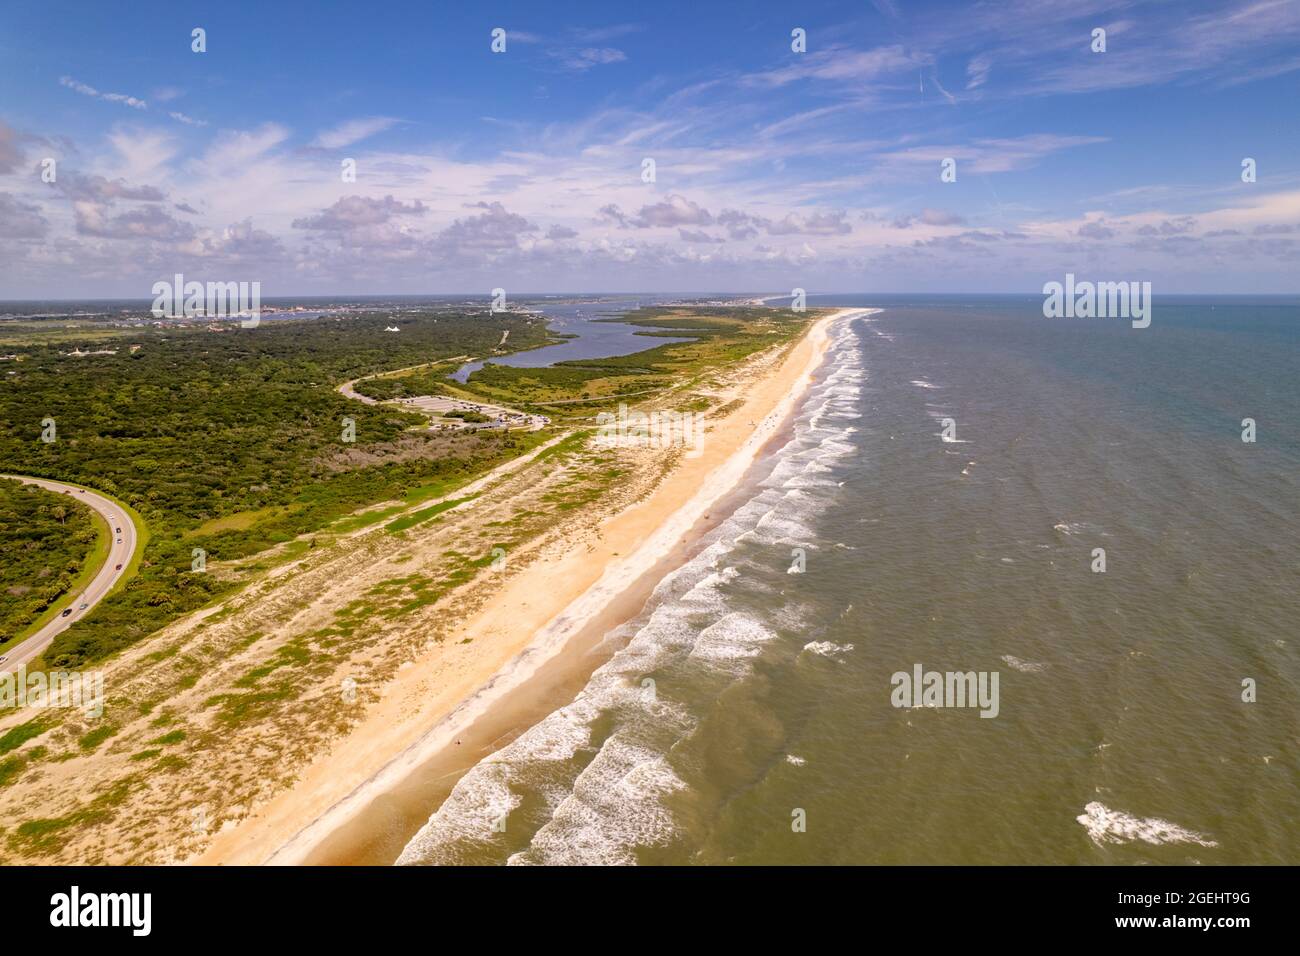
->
1076;802;1218;848
803;641;855;660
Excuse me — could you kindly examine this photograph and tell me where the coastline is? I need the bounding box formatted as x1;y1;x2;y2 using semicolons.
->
198;307;867;866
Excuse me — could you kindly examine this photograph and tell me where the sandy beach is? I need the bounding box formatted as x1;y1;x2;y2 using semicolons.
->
197;307;863;866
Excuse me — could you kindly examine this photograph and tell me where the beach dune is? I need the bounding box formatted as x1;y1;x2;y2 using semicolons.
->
198;308;870;866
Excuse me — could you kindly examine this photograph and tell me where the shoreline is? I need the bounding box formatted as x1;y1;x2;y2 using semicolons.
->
198;307;868;866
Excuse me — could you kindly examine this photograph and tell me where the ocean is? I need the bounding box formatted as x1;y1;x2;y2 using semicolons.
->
396;295;1299;865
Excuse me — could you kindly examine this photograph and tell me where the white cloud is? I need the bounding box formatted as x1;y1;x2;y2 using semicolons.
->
552;47;628;71
168;111;208;128
309;117;399;150
60;75;147;110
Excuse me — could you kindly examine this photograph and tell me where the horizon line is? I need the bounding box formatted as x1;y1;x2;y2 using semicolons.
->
4;291;1300;304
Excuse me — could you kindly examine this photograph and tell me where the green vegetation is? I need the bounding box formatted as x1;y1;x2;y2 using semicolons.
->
385;493;480;533
0;755;24;787
0;718;48;756
0;479;103;647
0;305;807;669
0;310;553;667
453;306;808;414
352;366;459;401
10;777;137;854
77;724;117;751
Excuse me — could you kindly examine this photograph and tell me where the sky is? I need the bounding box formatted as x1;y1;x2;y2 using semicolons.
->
1;0;1299;298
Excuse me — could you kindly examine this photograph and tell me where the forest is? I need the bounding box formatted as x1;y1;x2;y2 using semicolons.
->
0;479;100;647
0;309;552;666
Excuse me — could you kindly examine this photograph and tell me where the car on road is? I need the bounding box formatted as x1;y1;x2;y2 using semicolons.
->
0;655;8;664
61;608;73;617
115;563;122;570
116;537;122;543
79;602;88;610
115;527;121;533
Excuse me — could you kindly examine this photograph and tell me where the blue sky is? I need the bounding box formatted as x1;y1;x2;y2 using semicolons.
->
2;0;1299;296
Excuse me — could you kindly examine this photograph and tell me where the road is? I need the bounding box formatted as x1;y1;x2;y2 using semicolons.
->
338;365;548;431
336;356;472;406
0;475;140;673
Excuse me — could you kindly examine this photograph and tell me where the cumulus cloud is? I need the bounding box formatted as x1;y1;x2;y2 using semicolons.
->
717;209;759;240
597;203;632;228
1078;220;1116;240
75;201;194;240
892;208;966;229
293;194;427;231
186;218;286;260
55;172;166;203
633;194;713;228
598;195;714;230
678;228;724;243
1135;216;1198;237
431;201;538;255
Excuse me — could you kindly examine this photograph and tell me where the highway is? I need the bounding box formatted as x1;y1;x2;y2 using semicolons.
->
0;475;139;673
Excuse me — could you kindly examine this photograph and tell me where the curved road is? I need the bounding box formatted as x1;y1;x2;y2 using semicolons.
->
338;367;548;431
0;476;139;673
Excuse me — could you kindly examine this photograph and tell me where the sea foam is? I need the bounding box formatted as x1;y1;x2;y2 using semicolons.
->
1076;802;1218;848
